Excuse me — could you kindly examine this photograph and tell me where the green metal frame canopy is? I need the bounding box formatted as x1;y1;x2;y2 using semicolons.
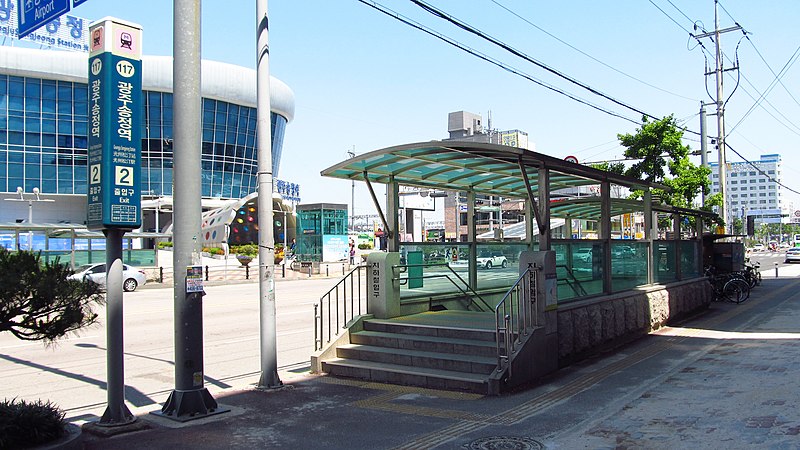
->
320;141;662;199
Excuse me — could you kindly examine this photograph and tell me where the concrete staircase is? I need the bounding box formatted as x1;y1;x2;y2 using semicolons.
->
320;317;501;394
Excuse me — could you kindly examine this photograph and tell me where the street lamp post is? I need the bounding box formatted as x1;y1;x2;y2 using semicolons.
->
4;187;54;250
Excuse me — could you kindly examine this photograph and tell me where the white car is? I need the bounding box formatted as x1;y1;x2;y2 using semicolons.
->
476;252;508;269
752;244;765;252
785;248;800;263
70;263;147;292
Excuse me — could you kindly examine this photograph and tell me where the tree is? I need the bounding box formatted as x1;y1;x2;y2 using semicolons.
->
0;249;103;342
617;115;717;226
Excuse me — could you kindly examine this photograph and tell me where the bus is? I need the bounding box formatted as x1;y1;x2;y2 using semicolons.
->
793;234;800;248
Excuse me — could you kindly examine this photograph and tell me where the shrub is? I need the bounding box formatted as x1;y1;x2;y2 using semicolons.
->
0;398;66;448
202;247;224;256
230;244;259;257
157;241;173;249
358;242;373;250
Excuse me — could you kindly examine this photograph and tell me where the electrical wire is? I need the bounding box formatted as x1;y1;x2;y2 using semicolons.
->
729;44;800;134
408;0;662;123
356;0;642;125
725;142;800;196
488;0;697;102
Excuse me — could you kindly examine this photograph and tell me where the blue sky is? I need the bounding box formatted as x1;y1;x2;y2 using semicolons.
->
69;1;800;217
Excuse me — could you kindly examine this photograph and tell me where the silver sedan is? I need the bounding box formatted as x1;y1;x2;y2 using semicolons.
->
784;248;800;264
69;263;148;292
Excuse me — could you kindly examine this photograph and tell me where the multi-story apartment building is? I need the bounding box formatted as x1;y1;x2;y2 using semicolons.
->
709;154;786;223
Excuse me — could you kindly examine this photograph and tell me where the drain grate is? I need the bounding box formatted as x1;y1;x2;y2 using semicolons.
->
464;436;544;450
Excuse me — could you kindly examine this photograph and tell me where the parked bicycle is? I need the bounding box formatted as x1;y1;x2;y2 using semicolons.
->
704;265;752;304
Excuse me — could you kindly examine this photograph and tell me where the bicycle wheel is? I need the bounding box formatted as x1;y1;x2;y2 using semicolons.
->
722;279;747;304
732;277;751;301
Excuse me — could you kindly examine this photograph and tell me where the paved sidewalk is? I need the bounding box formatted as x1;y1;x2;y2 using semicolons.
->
83;272;800;449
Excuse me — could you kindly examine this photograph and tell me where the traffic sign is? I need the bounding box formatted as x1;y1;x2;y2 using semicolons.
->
17;0;70;39
86;18;142;231
564;155;579;164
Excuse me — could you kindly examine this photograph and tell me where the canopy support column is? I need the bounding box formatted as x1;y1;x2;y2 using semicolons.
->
538;167;551;251
364;171;394;246
673;213;682;280
518;158;545;241
467;191;477;289
644;190;654;284
600;181;612;294
386;178;400;252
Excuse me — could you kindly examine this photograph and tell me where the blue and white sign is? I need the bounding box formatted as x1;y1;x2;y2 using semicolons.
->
72;0;88;6
276;179;301;202
322;235;348;262
0;0;88;51
17;0;70;39
86;18;142;231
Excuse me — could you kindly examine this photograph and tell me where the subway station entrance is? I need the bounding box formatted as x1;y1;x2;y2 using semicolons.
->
311;141;716;394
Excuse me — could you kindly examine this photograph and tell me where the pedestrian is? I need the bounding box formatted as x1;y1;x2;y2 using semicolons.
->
349;242;356;264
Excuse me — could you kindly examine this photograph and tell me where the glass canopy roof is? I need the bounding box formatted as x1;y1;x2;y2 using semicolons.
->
320;141;662;200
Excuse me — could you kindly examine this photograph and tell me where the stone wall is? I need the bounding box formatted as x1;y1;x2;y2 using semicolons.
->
556;279;712;364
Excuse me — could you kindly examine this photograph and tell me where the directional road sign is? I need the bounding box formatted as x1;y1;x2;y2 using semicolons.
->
17;0;70;39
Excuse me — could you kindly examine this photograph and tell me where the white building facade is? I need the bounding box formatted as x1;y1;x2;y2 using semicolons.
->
709;154;787;223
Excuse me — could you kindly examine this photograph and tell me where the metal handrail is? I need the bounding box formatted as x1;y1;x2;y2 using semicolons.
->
494;263;538;379
557;264;588;297
314;264;368;351
394;262;492;312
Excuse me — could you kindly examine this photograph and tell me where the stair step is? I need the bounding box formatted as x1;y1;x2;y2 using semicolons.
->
321;358;490;393
350;330;498;358
337;344;497;375
364;319;496;342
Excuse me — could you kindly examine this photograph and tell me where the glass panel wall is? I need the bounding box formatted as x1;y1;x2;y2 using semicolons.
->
553;240;605;302
680;240;701;278
611;241;648;292
475;242;529;291
654;240;677;283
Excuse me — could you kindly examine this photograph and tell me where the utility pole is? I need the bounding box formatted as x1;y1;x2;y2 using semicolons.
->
699;102;708;205
695;0;741;233
256;0;281;389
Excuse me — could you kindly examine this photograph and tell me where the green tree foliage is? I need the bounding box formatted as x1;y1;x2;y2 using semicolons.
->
590;161;625;175
618;115;691;184
0;249;103;342
616;115;716;225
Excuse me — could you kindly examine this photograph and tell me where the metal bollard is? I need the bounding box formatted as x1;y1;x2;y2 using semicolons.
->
775;262;779;278
326;265;329;277
246;265;250;279
308;265;312;278
159;266;164;283
205;265;209;281
342;264;345;275
282;263;285;278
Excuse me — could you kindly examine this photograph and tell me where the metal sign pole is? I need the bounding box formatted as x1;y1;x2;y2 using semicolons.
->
81;16;144;430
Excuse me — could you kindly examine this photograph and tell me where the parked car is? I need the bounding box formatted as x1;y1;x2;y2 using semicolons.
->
785;248;800;263
69;263;147;292
573;247;593;262
476;252;508;269
612;245;635;258
752;243;765;252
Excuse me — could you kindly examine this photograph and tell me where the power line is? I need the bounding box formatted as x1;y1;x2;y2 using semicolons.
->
408;0;662;123
729;44;800;134
356;0;642;125
487;0;697;102
725;142;800;196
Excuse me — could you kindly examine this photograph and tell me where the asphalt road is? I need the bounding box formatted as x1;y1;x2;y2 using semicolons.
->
0;277;339;423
